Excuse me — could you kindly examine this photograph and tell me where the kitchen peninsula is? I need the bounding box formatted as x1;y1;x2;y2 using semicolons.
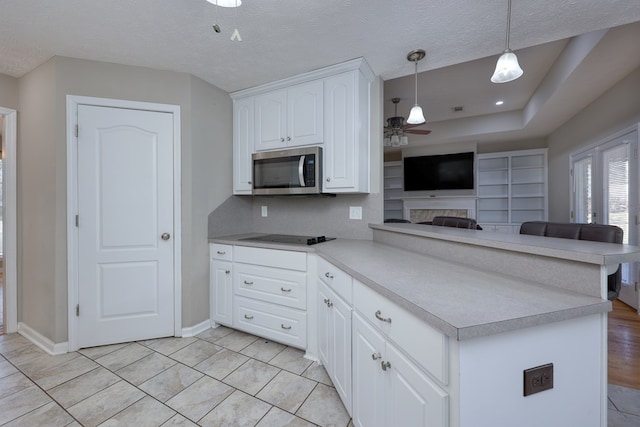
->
210;223;640;427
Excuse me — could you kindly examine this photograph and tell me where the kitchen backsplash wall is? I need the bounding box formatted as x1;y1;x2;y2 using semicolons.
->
208;196;254;238
251;192;383;240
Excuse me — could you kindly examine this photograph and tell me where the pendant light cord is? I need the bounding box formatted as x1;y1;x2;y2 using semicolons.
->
413;61;418;106
505;0;512;50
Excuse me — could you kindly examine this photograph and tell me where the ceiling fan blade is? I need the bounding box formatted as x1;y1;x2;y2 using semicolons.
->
403;123;426;129
405;129;432;135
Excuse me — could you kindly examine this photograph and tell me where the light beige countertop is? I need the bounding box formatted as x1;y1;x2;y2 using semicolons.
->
210;230;615;340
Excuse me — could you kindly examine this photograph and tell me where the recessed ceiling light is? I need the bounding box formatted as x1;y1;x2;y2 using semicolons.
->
495;100;504;106
206;0;242;7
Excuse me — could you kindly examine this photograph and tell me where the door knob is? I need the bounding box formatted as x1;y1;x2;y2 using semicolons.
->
161;233;171;241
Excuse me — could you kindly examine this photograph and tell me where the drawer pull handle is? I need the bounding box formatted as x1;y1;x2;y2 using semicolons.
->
225;270;230;274
327;300;333;308
280;287;292;293
244;314;254;320
375;310;392;323
216;251;226;255
281;324;292;330
371;352;381;360
244;280;253;285
381;361;391;371
324;272;334;279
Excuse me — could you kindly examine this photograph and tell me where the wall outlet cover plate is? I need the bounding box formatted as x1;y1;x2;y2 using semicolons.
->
523;363;554;396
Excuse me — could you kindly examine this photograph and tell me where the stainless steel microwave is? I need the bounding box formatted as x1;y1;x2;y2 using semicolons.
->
252;146;324;196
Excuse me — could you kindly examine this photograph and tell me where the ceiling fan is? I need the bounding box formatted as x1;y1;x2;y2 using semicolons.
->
383;97;431;147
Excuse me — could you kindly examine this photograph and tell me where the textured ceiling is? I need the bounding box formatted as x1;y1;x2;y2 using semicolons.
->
1;0;640;146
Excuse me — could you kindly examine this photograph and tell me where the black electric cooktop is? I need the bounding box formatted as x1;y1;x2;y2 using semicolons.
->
239;234;336;246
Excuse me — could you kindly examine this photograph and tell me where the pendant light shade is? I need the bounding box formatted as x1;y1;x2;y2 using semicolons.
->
491;49;523;83
206;0;242;7
491;0;523;84
406;49;426;125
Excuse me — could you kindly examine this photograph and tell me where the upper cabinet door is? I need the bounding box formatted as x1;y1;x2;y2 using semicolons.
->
254;81;323;152
323;68;370;193
233;97;254;195
287;81;324;147
255;89;287;151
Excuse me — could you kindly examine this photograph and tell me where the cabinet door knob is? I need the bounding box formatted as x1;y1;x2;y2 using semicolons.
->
248;180;252;184
326;177;331;182
324;272;334;279
281;324;292;330
381;361;391;371
244;314;254;320
286;136;291;141
371;352;381;360
280;137;285;142
244;280;253;285
161;233;171;241
280;287;292;293
375;310;392;323
224;270;230;274
327;301;333;308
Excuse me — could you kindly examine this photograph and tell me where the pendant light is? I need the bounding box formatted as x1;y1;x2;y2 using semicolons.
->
406;49;426;125
491;0;523;83
206;0;241;7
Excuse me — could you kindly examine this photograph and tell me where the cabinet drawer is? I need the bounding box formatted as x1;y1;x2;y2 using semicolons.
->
234;296;307;349
210;243;233;261
235;264;307;309
353;280;448;385
235;246;307;271
317;257;353;304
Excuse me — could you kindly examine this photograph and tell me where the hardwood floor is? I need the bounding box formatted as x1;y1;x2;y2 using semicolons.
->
608;299;640;389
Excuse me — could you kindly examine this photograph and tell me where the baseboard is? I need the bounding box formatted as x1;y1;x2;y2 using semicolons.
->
18;322;69;355
181;319;211;337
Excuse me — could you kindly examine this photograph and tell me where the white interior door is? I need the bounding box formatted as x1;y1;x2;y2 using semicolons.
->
76;104;175;348
572;128;639;309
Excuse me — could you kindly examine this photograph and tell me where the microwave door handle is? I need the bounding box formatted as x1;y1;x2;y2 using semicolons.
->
298;155;306;187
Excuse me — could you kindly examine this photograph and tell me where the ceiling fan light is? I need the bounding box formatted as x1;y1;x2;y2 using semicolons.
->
400;136;409;146
383;136;391;147
491;50;523;83
206;0;242;7
407;105;426;125
390;135;400;146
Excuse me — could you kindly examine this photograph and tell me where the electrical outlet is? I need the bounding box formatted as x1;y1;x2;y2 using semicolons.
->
349;206;363;220
261;206;268;217
523;363;553;396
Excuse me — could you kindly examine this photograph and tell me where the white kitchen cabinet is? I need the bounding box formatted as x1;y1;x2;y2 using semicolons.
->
230;246;308;348
233;97;254;195
323;70;370;193
477;148;548;231
254;80;323;152
352;312;448;427
318;279;352;414
210;244;234;326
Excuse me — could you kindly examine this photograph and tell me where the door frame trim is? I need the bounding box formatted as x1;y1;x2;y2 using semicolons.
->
0;107;18;334
66;95;182;351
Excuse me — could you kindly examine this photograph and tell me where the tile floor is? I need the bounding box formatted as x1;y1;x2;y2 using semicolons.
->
1;327;639;426
0;327;351;426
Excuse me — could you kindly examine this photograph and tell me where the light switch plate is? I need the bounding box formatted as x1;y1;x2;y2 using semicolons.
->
261;206;268;217
349;206;363;220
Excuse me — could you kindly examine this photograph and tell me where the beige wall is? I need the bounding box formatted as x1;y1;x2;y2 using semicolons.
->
547;66;640;221
17;57;232;343
0;73;19;110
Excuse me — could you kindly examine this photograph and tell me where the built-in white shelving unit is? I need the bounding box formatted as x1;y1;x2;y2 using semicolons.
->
383;161;404;221
477;149;548;231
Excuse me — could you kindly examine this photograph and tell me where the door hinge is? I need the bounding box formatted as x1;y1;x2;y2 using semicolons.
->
570;211;574;219
75;215;79;227
74;124;78;138
76;304;80;316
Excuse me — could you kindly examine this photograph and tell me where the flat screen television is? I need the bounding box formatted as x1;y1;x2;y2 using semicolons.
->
404;152;474;191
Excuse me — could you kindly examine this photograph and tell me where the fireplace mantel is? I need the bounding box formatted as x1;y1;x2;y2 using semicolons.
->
403;196;477;223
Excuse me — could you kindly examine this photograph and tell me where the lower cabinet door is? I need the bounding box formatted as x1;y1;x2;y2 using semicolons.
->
211;260;233;326
352;313;386;427
386;343;449;427
318;280;353;414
